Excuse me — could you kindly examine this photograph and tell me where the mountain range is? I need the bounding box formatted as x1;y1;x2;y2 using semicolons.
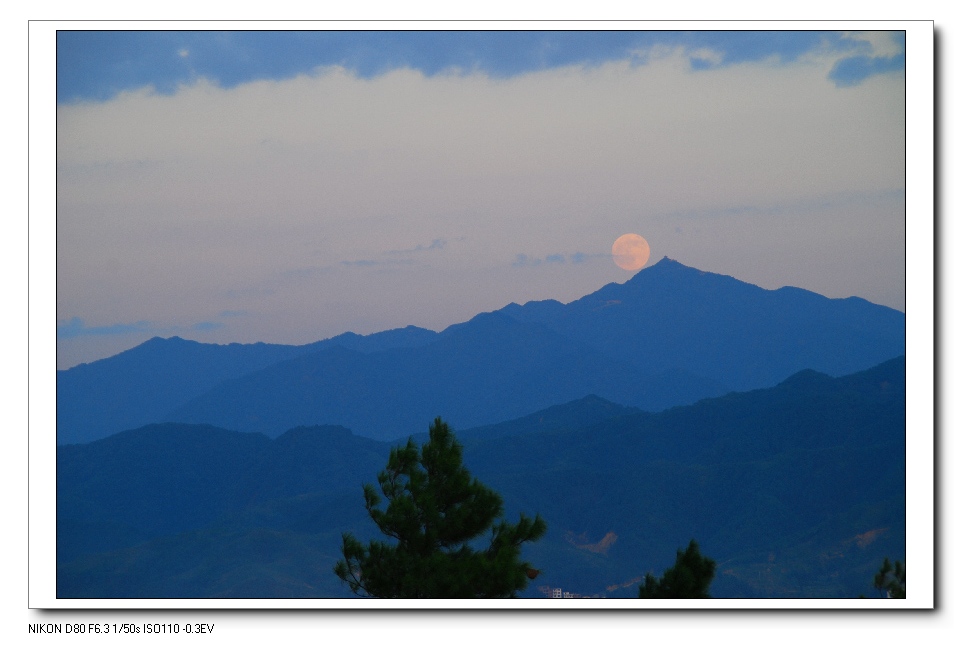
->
57;356;905;598
57;257;905;444
55;258;907;599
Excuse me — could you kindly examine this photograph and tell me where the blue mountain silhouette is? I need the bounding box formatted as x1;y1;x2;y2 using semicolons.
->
57;357;905;598
57;258;904;444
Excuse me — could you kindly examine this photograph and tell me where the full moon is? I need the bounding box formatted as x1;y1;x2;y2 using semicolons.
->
612;233;651;271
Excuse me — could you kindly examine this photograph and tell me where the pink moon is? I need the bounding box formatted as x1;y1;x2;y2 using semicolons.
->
612;234;651;271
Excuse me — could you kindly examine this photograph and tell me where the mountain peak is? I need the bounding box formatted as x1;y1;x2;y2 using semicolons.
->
138;335;195;348
632;256;703;278
582;256;720;301
652;255;683;267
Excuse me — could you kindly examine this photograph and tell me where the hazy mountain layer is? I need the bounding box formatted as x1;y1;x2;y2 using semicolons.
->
57;258;904;444
56;326;437;445
57;357;905;599
165;312;724;440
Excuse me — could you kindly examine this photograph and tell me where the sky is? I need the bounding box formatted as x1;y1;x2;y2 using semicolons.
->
55;29;907;370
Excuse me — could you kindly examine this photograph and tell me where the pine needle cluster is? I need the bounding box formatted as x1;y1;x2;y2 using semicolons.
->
335;417;546;598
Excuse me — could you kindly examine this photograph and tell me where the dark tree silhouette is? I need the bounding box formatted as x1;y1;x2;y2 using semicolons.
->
639;539;716;598
873;557;906;598
334;417;546;598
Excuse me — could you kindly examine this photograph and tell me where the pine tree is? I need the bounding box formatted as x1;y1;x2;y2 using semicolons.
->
334;417;547;598
873;557;906;598
639;539;716;598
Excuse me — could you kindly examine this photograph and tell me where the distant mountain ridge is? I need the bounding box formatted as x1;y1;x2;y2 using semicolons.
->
56;325;438;445
57;258;904;444
163;310;724;440
498;257;905;390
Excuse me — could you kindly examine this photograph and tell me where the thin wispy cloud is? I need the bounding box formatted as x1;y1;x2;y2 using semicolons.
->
280;265;334;279
512;254;541;268
663;189;905;222
340;259;417;268
513;252;601;268
57;317;224;340
386;238;448;255
56;317;152;339
569;252;607;265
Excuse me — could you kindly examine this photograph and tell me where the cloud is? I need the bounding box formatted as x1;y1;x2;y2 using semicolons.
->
340;259;416;268
514;252;600;268
663;189;904;222
386;238;448;255
687;48;725;70
56;31;904;105
827;31;905;87
56;317;151;339
512;254;541;268
845;30;905;58
569;252;607;264
829;53;905;87
280;265;333;279
56;317;224;340
191;321;223;332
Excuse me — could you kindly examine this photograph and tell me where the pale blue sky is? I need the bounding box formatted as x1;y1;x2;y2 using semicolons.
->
56;29;907;368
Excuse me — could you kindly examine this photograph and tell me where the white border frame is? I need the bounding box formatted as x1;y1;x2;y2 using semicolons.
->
29;20;935;611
